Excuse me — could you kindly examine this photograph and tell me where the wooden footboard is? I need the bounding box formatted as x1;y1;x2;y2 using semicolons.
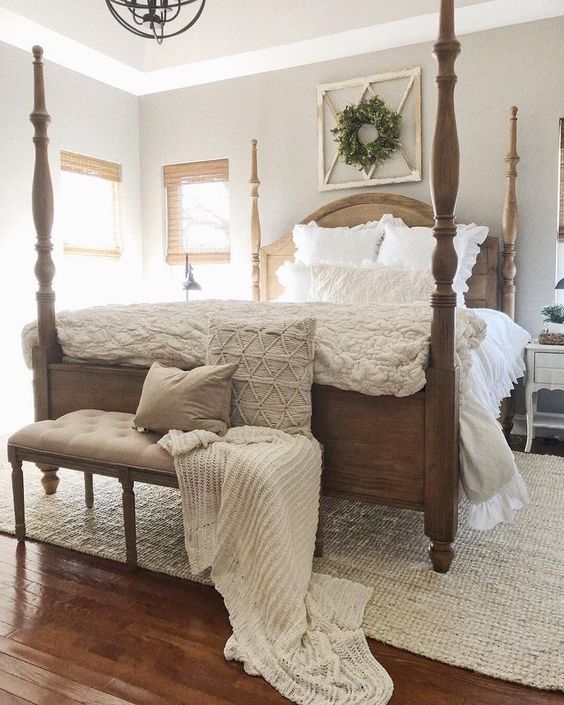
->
48;363;147;418
45;361;428;511
313;386;425;510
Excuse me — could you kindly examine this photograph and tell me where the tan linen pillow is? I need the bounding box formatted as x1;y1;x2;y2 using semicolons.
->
133;362;238;435
206;318;316;436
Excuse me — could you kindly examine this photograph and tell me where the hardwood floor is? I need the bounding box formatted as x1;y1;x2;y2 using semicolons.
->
0;435;561;705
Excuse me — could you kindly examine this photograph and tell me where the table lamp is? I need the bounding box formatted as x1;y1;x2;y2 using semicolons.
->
183;254;202;301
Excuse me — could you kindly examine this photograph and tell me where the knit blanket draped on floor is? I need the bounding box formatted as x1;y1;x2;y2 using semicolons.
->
159;426;393;705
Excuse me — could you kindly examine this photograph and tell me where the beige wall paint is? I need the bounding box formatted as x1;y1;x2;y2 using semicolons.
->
0;42;142;431
140;17;564;336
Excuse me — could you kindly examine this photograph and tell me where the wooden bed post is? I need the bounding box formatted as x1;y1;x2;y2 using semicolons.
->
424;0;461;573
500;106;520;437
250;139;261;302
501;106;519;320
30;46;61;495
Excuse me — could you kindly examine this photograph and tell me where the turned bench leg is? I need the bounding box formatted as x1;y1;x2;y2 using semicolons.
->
38;464;59;495
314;516;324;558
120;475;137;571
84;472;94;509
314;490;324;558
314;453;325;558
11;459;26;543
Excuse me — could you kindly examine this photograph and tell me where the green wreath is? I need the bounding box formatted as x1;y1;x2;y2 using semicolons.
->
331;95;401;172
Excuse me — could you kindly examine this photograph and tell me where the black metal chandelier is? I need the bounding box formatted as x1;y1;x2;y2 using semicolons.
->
105;0;206;44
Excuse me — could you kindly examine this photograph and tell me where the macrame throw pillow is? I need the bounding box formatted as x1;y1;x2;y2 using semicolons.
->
206;318;316;436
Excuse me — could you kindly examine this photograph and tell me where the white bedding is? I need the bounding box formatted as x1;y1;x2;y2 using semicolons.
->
462;309;530;529
468;308;529;419
22;300;484;398
21;299;530;530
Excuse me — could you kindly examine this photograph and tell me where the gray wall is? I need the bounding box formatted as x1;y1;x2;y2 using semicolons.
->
0;42;142;431
140;17;564;337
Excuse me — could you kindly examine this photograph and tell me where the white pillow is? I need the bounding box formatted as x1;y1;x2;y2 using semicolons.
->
454;223;489;300
293;219;386;266
308;263;434;305
276;261;312;302
377;225;435;271
377;222;488;305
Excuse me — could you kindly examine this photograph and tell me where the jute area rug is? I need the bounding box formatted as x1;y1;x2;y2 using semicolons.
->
0;451;562;691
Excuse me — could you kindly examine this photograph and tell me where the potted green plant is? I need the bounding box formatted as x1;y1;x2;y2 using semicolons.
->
541;302;564;334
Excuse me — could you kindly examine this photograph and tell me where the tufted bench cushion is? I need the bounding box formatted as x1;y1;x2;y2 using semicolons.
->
8;409;174;473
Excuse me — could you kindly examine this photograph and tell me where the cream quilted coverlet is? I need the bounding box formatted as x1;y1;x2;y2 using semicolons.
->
22;300;485;398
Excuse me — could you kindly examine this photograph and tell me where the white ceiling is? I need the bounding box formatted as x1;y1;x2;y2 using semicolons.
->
0;0;145;66
0;0;563;95
142;0;492;71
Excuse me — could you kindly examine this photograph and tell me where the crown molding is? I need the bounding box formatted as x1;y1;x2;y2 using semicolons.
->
1;0;563;96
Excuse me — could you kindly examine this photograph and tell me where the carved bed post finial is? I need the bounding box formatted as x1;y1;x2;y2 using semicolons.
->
424;0;461;574
502;106;519;320
30;46;60;496
250;139;261;302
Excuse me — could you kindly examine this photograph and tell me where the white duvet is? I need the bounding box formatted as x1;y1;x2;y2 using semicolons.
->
463;309;530;528
22;299;530;530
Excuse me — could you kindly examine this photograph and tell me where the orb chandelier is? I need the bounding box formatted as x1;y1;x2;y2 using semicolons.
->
105;0;206;45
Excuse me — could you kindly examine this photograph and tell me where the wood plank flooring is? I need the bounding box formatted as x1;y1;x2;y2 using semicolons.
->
0;435;561;704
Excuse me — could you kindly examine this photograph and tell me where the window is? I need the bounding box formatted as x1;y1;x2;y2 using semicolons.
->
60;151;122;258
164;159;230;264
559;120;564;242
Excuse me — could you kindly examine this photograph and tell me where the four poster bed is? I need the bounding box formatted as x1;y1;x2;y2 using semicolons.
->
26;0;522;573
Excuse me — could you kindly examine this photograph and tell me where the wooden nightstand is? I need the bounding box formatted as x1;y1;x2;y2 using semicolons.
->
524;341;564;452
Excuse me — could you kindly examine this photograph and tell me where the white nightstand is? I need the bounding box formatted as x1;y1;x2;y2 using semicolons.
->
524;341;564;452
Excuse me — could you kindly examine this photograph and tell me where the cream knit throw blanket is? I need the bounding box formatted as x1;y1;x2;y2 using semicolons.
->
159;426;393;705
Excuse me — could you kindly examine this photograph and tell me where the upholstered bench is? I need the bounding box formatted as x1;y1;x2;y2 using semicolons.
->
7;409;177;569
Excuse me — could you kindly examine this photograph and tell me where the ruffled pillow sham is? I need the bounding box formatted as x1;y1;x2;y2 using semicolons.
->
376;222;488;306
292;217;396;266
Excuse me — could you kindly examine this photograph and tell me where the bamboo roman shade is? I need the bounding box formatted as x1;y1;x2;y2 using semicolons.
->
60;151;122;182
60;151;122;258
558;118;564;242
164;158;230;264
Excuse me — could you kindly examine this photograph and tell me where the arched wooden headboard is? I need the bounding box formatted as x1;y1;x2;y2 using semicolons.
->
250;103;517;312
257;191;499;309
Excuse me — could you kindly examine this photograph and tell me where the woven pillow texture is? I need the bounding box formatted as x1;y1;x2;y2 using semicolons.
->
206;318;316;436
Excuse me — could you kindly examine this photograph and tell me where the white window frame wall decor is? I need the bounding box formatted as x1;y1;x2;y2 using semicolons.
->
317;67;422;192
